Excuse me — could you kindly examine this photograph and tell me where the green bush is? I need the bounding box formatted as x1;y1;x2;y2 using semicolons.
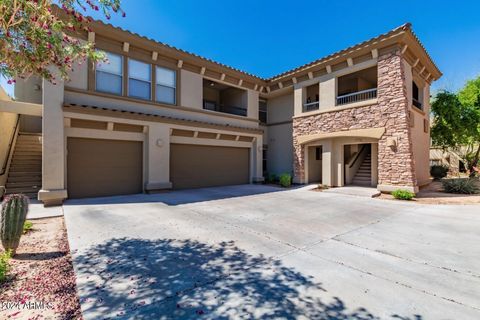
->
279;173;292;187
392;189;415;200
430;165;449;180
23;221;33;234
0;250;11;282
442;178;480;194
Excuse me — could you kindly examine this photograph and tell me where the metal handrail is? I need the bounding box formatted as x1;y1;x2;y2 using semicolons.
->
337;88;377;106
348;145;367;168
0;116;20;176
303;101;320;112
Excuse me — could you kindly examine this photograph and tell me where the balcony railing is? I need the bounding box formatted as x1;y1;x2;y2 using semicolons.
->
303;101;320;112
337;88;377;106
203;101;247;117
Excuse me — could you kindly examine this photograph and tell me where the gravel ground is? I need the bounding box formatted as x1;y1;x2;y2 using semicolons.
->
0;217;82;319
378;180;480;204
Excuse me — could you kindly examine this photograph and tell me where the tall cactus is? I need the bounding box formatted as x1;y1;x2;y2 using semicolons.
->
1;194;29;255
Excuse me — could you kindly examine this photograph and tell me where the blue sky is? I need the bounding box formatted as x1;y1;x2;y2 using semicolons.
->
3;0;480;95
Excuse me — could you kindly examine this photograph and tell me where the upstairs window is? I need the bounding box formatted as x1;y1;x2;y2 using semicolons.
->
412;81;423;110
259;100;267;124
96;52;123;95
128;59;151;100
156;66;176;104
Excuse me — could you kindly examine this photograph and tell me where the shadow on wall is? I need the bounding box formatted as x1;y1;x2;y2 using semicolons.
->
64;184;288;206
74;238;423;319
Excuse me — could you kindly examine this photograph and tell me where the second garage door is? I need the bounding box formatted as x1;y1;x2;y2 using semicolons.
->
67;138;143;199
170;144;250;189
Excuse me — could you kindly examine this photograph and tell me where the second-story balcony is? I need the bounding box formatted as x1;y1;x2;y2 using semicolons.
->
203;79;247;117
303;101;320;112
337;66;377;106
337;88;377;106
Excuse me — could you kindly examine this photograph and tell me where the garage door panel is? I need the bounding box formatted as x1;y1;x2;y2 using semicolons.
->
67;138;143;199
170;144;249;189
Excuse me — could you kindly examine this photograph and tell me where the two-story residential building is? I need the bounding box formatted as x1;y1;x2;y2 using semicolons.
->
0;21;441;205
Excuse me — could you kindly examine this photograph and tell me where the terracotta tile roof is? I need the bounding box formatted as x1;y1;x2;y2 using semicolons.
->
63;103;263;134
87;17;441;84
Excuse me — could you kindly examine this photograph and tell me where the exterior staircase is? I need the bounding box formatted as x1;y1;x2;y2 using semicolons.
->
5;133;42;199
352;152;371;186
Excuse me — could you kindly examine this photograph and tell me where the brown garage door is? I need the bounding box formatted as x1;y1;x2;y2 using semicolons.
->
170;144;249;189
67;138;143;199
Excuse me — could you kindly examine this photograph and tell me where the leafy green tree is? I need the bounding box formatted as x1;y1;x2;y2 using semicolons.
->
431;76;480;176
0;0;124;84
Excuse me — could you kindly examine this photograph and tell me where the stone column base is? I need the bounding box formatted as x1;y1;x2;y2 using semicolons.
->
377;184;418;194
38;189;68;207
145;182;173;193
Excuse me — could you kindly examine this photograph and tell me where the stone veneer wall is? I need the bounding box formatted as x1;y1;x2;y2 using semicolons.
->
292;49;418;188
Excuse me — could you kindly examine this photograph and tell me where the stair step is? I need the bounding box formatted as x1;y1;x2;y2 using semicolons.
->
13;156;42;161
8;171;41;177
9;168;42;173
7;178;42;184
10;160;41;165
6;186;41;194
6;181;42;188
353;177;371;181
14;146;42;150
356;173;371;178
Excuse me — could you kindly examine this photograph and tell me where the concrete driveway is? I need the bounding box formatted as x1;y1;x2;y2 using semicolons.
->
63;185;480;319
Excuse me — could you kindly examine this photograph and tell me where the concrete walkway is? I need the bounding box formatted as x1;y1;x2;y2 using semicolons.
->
63;185;480;319
27;201;63;219
322;185;381;197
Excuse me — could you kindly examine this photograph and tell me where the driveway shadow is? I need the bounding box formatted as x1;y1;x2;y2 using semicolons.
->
65;184;290;206
74;238;422;319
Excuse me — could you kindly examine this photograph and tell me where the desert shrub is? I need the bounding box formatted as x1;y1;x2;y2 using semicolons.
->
430;165;449;180
23;221;33;234
392;189;415;200
279;173;292;187
442;178;480;194
0;250;11;282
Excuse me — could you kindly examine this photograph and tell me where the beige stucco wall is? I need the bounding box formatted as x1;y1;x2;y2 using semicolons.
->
14;76;43;104
0;88;18;193
180;69;203;109
66;61;88;91
266;93;294;175
404;60;431;186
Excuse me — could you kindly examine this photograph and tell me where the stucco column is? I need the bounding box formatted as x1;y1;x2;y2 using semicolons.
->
321;139;333;186
246;90;259;120
252;135;264;183
38;72;67;206
319;77;336;110
293;86;303;116
145;124;172;192
332;141;344;186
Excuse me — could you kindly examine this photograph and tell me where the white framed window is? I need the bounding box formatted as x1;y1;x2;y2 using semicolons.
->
96;52;123;95
128;59;151;100
156;66;176;104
